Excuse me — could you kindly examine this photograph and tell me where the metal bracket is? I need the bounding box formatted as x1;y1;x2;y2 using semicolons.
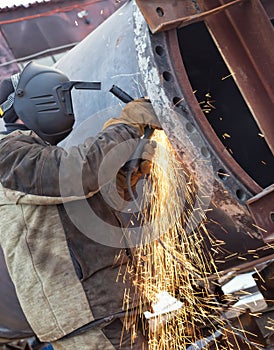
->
135;0;246;33
61;81;101;115
247;184;274;243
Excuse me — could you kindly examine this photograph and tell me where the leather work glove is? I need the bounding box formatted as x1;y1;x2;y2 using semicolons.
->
116;140;157;201
103;98;162;135
101;139;157;210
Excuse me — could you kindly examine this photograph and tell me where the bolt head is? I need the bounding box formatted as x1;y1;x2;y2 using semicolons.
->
16;89;24;97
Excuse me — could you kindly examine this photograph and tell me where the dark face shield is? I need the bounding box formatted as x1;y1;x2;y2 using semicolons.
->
8;61;101;145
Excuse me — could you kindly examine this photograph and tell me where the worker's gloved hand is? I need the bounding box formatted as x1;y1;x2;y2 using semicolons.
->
138;140;156;175
103;99;162;135
116;140;157;200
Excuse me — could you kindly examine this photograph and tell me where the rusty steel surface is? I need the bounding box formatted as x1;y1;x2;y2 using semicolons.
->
135;0;198;32
134;0;274;252
132;2;274;273
136;0;246;33
197;0;274;155
166;29;263;196
135;0;274;32
136;0;274;155
247;184;274;242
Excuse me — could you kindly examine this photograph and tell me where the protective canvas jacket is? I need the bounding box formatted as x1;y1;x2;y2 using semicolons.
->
0;125;140;342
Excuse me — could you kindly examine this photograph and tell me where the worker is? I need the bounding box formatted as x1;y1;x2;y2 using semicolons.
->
0;62;161;349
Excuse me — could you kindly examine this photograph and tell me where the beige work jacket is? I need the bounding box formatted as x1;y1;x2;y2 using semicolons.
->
0;126;139;342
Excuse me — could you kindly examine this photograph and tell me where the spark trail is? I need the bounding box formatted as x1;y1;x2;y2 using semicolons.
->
123;130;228;349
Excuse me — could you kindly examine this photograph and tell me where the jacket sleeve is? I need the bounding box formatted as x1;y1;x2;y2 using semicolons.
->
0;125;139;197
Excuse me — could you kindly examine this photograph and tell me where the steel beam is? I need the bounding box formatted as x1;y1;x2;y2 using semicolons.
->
197;0;274;155
135;0;246;33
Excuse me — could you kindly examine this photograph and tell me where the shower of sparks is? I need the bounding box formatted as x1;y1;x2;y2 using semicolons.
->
122;130;254;349
120;130;274;349
221;73;235;80
198;92;216;115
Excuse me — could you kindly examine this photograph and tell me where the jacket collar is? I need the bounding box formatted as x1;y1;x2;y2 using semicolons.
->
1;123;29;134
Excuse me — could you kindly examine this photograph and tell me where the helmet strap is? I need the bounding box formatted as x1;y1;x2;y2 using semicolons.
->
0;73;20;117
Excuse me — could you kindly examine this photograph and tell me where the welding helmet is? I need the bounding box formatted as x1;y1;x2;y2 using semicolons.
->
0;62;101;145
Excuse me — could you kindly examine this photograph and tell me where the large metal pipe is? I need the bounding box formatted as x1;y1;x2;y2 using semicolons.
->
56;0;274;273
